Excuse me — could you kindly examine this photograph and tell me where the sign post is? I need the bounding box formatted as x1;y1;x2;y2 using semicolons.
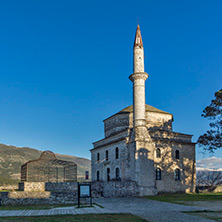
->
78;183;92;207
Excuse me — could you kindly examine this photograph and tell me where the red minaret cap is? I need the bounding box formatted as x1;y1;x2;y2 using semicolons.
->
134;25;143;48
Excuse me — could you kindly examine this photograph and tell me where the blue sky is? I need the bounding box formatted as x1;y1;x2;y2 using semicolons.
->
0;0;221;160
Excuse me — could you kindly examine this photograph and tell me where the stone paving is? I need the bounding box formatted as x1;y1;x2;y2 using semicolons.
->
95;197;215;222
0;197;219;221
0;204;111;217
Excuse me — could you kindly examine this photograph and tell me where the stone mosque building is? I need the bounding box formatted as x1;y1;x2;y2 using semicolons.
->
91;25;196;197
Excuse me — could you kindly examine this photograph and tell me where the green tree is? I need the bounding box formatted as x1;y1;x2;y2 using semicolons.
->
197;89;222;153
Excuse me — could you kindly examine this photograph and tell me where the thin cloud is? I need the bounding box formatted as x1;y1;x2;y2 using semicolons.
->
197;157;222;171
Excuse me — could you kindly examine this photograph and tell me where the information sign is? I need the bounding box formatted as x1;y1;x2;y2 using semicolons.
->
80;184;90;197
78;183;92;207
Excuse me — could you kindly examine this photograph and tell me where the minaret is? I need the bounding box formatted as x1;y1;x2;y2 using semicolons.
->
127;25;156;196
129;25;149;129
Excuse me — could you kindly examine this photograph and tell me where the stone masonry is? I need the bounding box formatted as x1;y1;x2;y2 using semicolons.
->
0;191;78;206
19;182;78;192
0;182;78;206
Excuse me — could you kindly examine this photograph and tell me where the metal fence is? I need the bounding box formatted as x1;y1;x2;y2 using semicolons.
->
21;151;77;182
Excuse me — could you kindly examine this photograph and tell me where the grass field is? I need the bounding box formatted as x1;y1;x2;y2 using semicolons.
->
0;204;76;210
145;192;222;204
186;211;222;221
0;203;103;211
0;214;147;222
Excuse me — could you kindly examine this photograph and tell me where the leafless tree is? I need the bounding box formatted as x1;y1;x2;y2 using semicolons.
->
196;170;222;192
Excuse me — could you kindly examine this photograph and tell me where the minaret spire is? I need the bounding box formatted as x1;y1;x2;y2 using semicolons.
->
134;25;143;48
133;25;145;73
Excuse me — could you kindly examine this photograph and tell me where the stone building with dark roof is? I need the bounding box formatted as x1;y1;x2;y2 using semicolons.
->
90;25;196;197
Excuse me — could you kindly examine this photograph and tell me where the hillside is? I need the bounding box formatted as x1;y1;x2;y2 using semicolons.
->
0;143;91;185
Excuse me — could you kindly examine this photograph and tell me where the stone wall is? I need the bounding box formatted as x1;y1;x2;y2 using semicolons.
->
0;191;78;205
19;182;78;192
103;110;173;139
154;142;196;193
91;140;127;182
91;102;196;197
19;182;45;192
0;185;18;191
92;181;138;197
92;134;196;196
45;182;78;192
146;112;172;131
0;182;79;206
104;114;129;138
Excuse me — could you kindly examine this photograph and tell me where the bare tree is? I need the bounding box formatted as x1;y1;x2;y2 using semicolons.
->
196;170;222;192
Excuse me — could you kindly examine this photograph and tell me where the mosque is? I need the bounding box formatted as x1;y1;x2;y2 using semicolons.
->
90;25;196;196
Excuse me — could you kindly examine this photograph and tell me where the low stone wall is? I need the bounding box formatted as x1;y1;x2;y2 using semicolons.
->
92;181;139;197
45;182;78;192
0;191;78;206
19;182;78;192
19;182;45;192
0;182;79;206
0;185;18;191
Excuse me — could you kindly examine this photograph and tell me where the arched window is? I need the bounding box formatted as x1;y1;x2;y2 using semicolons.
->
107;168;110;181
115;147;119;159
175;168;181;181
97;170;100;181
156;148;161;158
97;153;100;162
175;150;180;159
106;150;109;161
116;167;120;180
156;168;161;180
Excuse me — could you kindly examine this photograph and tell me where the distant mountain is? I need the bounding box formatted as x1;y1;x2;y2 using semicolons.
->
0;143;91;185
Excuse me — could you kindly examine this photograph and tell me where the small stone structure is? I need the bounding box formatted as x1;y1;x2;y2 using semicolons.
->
21;151;77;182
0;151;80;206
